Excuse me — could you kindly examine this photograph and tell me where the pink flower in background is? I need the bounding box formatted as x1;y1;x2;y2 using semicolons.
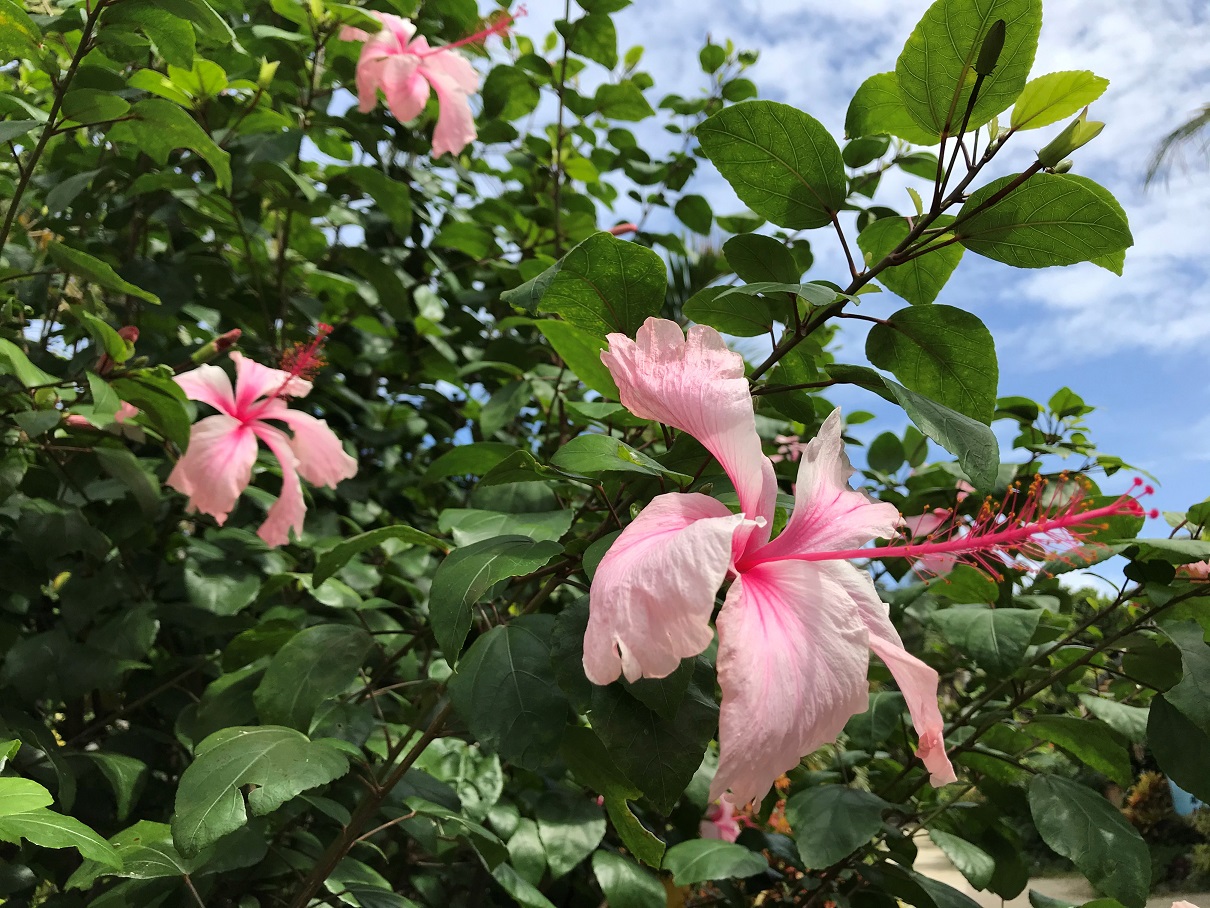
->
1178;561;1210;581
583;318;1148;807
166;336;357;547
342;10;515;157
699;801;742;842
65;400;139;429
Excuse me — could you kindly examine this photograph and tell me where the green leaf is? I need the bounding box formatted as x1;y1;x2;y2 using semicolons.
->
592;850;665;908
858;216;964;305
48;244;160;304
492;863;557;908
110;370;191;449
697;100;847;230
956;173;1133;268
565;12;617;68
507;819;547;886
716;281;838;307
674;194;713;234
0;808;121;867
0;0;40;60
931;606;1040;676
929;830;995;890
786;785;889;868
0;778;54;817
439;509;573;547
1027;775;1149;908
449;616;569;770
844;691;906;751
0;338;57;387
683;286;773;338
1011;71;1110;130
536;320;619;397
723;234;801;284
67;821;196;888
846;72;940;145
172;726;348;857
429;536;562;663
1078;695;1148;744
481;66;540;121
866;305;997;424
560;727;665;867
895;0;1042;135
422;442;519;484
0;119;39;144
594;81;655;120
1027;716;1132;786
534;233;667;338
79;753;148;822
480;379;532;437
552;434;690;482
313;525;445;587
75;310;136;363
60;89;131;125
868;431;905;473
1158;621;1210;732
1148;695;1210;803
663;840;768;885
589;673;718;815
535;791;606;879
253;625;373;731
108;99;232;189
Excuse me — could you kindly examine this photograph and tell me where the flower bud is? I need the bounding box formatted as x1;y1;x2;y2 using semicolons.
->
1051;158;1073;173
190;328;243;364
257;58;279;90
1037;108;1104;168
975;19;1006;76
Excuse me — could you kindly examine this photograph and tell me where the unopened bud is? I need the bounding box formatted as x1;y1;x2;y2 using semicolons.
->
191;328;243;364
257;58;279;90
97;325;139;375
1037;108;1104;168
1051;158;1073;173
608;223;638;236
975;20;1006;76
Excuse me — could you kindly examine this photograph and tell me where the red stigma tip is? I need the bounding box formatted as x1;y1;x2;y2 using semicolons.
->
279;325;332;383
1132;477;1144;486
1148;508;1160;519
1144;485;1155;495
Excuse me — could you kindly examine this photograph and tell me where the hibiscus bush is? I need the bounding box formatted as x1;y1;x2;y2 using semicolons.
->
1;0;1208;905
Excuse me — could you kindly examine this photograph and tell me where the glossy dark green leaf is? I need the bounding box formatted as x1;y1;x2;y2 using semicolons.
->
1158;620;1210;731
846;72;940;145
723;234;801;284
592;850;665;908
786;785;889;868
449;616;569;770
858;216;964;305
697;100;847;230
1027;775;1148;908
929;830;995;890
48;243;160;304
0;808;120;867
535;791;606;878
683;286;774;337
931;606;1039;676
1027;715;1131;786
253;624;373;731
1078;695;1148;744
108;99;231;189
663;839;768;885
1148;695;1210;803
313;525;445;587
552;434;689;481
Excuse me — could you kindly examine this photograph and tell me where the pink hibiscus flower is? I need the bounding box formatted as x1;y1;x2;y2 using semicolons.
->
342;10;515;158
699;800;742;842
583;318;1148;807
166;348;357;547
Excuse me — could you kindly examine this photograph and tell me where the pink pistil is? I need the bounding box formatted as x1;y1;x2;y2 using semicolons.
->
420;7;521;56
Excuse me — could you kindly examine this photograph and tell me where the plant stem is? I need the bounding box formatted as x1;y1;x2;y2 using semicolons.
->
551;0;572;257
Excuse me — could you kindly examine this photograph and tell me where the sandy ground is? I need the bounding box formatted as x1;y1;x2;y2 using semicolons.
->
913;839;1210;908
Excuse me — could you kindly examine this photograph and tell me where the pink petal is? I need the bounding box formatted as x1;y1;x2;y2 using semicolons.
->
231;352;311;414
166;414;258;524
830;562;956;786
174;363;236;415
584;493;749;684
710;559;871;807
114;401;139;424
355;53;389;113
602;319;777;533
903;508;949;538
380;53;429;124
753;408;899;564
252;423;307;547
340;25;370;42
270;408;358;487
700;801;741;842
420;49;479;156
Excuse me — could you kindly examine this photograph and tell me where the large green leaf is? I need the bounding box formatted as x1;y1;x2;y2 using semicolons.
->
1027;776;1149;908
0;778;54;817
253;624;373;731
858;216;964;305
723;234;802;284
1078;695;1148;744
535;791;606;879
0;0;40;60
1148;695;1210;803
0;808;121;867
111;370;192;449
449;616;569;770
536;320;620;397
683;286;774;337
48;243;160;304
866;305;997;424
846;72;940;145
0;338;58;387
1027;716;1132;786
895;0;1042;134
828;365;1000;489
551;433;690;482
929;830;995;890
786;785;889;868
313;525;446;586
956;173;1133;268
697;100;847;229
429;536;562;663
1158;621;1210;731
663;840;768;885
1011;71;1110;130
172;726;348;857
931;607;1039;676
109;99;232;189
530;233;666;338
591;850;665;908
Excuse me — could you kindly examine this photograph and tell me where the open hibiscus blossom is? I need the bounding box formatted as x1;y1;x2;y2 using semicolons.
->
583;318;1147;806
167;349;357;547
342;10;514;157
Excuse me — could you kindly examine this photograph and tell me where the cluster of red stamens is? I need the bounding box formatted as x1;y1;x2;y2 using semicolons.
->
273;323;333;398
438;5;523;53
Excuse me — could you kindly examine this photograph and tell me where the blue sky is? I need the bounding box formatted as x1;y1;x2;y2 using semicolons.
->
520;0;1210;542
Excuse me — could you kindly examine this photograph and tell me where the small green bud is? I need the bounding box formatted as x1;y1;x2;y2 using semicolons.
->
257;58;279;90
190;329;242;364
1052;158;1073;173
1037;108;1104;168
975;19;1007;76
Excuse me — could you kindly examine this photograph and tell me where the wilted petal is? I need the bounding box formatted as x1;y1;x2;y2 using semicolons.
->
421;49;479;156
174;362;236;415
754;408;899;563
602;319;776;529
253;423;306;547
166;414;258;524
584;493;749;685
829;562;956;786
232;352;311;414
270;407;358;487
711;559;871;806
380;53;429;123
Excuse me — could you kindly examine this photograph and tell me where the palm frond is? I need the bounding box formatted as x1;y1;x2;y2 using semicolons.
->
1144;104;1210;188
